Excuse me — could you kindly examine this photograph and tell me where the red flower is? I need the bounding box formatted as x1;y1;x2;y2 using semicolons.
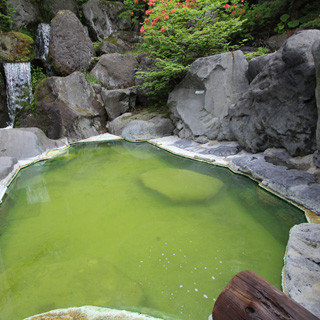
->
160;27;166;32
170;9;175;13
240;9;245;14
164;14;169;20
255;13;261;18
145;18;149;22
231;10;235;14
224;4;230;8
130;11;134;16
140;26;145;33
232;3;237;8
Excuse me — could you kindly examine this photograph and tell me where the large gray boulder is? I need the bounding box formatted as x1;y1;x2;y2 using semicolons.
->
247;53;276;82
167;50;249;141
8;0;39;29
101;87;136;120
107;111;174;141
49;10;95;75
284;223;320;318
82;0;131;41
312;39;320;167
17;72;106;142
90;53;139;89
0;156;18;180
230;30;320;156
0;128;66;160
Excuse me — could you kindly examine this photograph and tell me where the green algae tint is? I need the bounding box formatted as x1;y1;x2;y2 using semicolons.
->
0;141;306;320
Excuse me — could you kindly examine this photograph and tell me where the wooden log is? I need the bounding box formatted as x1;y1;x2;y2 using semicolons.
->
212;270;319;320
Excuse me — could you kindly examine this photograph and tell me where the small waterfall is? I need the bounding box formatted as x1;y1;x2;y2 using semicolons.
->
35;23;53;76
4;62;32;127
35;23;50;62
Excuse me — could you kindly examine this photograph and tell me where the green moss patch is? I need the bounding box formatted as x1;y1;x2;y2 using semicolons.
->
140;168;224;202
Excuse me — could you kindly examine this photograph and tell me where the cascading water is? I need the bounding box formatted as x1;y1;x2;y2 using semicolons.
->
4;62;32;127
35;23;53;76
35;23;50;62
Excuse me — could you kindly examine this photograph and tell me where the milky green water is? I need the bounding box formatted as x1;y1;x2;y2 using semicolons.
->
0;141;306;320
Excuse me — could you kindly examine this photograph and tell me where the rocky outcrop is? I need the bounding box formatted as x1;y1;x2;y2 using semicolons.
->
247;53;276;82
8;0;39;29
49;10;95;75
267;33;292;51
0;32;34;62
82;0;131;41
42;0;78;20
101;87;136;120
17;72;106;142
312;39;320;167
0;72;9;127
0;156;18;180
0;128;66;160
90;53;139;89
107;111;174;141
284;223;320;318
230;30;320;156
167;50;249;141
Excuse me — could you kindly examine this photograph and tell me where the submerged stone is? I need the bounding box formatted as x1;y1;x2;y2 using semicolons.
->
140;168;223;202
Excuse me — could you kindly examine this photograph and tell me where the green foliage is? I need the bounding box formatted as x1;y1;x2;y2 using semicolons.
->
274;13;300;33
244;47;269;60
31;66;46;94
134;0;244;103
0;0;15;31
83;71;101;85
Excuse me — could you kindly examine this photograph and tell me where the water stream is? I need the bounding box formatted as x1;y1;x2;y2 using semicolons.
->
3;62;32;127
35;23;50;62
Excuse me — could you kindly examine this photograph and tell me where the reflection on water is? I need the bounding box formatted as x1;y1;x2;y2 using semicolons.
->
0;141;306;320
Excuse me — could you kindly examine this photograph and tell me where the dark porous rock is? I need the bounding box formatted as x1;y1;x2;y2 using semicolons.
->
312;39;320;167
284;223;320;317
101;87;136;120
230;154;317;196
0;32;34;62
8;0;39;29
107;111;174;141
82;0;131;41
42;0;78;20
230;30;320;156
96;40;124;55
90;53;139;89
168;50;249;141
314;151;320;168
49;10;95;75
17;72;106;142
247;53;276;82
267;33;293;51
0;128;66;160
0;71;9;127
0;156;18;180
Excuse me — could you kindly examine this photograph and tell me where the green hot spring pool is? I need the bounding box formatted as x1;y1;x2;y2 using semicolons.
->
0;141;306;319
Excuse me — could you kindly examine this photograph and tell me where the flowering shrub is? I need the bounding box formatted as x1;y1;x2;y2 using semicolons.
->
128;0;245;103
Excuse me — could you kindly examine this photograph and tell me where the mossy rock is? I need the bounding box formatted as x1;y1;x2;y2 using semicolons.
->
0;31;35;62
140;168;224;202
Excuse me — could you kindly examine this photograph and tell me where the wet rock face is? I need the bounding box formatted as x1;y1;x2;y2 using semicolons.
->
167;50;249;141
49;10;95;76
312;39;320;167
90;53;139;89
8;0;39;29
284;223;320;318
17;72;106;142
229;30;320;156
82;0;131;41
0;71;9;127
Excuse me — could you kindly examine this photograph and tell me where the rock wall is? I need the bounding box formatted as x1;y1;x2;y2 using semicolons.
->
229;30;320;156
168;50;249;141
312;39;320;167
